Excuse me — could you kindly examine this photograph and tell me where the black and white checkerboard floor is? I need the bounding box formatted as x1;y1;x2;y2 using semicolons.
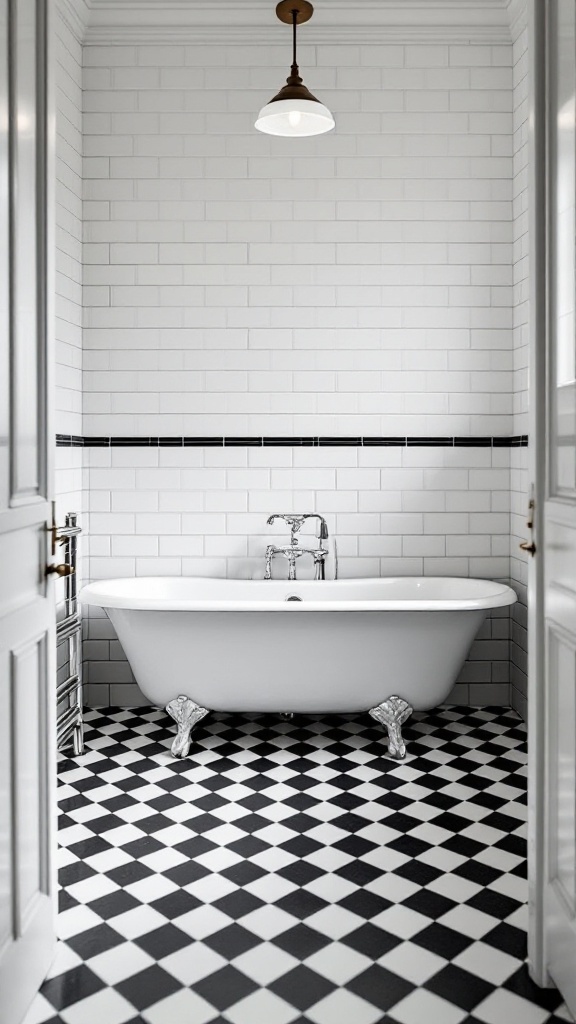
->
24;705;573;1024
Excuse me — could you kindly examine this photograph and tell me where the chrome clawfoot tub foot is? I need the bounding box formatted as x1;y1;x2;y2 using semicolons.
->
369;696;413;760
166;695;209;758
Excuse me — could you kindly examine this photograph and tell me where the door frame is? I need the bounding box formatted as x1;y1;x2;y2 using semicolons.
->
526;0;576;996
0;0;58;1020
526;0;548;988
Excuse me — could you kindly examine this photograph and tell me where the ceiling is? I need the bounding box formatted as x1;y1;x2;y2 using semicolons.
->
64;0;524;44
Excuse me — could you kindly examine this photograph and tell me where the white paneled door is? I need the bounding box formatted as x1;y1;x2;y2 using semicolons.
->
530;0;576;1014
0;2;57;1023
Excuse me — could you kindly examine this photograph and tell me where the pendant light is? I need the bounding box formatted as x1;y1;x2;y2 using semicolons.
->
255;0;335;137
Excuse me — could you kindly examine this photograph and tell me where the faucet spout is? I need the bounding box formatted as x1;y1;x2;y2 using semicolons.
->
313;550;327;581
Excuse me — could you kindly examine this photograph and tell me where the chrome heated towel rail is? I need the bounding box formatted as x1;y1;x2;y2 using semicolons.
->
54;510;84;755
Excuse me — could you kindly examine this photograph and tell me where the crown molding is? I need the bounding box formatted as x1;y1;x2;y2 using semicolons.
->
57;0;90;42
507;0;527;41
82;0;514;45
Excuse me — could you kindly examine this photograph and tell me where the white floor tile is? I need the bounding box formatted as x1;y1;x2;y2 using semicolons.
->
143;988;216;1024
303;872;359;904
305;904;365;939
438;903;499;939
139;847;188;872
303;846;355;872
390;988;468;1024
195;847;243;872
452;940;521;986
57;905;104;940
108;905;167;940
304;942;373;985
59;988;136;1024
63;876;120;909
185;872;239;903
474;989;552;1024
124;874;178;903
244;873;298;903
232;943;300;986
378;940;448;986
306;988;384;1024
426;872;481;903
372;904;431;940
365;872;420;903
239;904;297;940
224;988;300;1024
88;942;156;985
169;904;231;939
159;942;227;985
488;872;527;903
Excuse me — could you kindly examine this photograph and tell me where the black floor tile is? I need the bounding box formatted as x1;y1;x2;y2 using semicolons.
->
27;706;565;1024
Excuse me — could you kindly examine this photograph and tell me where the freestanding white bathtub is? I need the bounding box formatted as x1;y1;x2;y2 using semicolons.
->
80;577;517;760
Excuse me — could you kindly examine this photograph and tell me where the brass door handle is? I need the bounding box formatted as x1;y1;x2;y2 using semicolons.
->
519;540;536;555
46;563;75;577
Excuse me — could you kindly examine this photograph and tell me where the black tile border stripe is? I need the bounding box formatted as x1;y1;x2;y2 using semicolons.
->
56;434;529;449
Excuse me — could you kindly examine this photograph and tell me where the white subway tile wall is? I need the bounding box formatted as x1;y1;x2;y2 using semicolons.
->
66;35;520;707
510;5;529;720
55;4;85;703
82;41;514;440
55;5;84;571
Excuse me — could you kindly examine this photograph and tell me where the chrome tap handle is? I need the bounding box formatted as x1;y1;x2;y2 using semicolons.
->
267;514;305;530
266;516;305;540
266;513;305;546
264;544;275;580
266;513;328;544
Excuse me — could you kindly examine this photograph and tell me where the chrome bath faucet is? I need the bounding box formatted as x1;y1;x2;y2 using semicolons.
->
264;513;329;581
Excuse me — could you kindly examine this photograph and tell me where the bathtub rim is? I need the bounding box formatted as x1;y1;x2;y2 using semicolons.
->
80;575;518;613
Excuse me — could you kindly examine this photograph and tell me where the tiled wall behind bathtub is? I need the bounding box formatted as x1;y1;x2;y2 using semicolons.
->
83;441;513;705
79;36;517;707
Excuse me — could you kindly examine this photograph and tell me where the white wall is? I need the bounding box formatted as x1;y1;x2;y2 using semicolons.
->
82;41;514;440
55;2;84;644
54;2;87;711
76;37;518;706
510;5;529;719
55;3;83;516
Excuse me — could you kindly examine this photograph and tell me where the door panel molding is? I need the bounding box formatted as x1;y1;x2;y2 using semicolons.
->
545;0;576;501
547;624;576;914
0;0;8;512
10;634;51;933
8;0;48;506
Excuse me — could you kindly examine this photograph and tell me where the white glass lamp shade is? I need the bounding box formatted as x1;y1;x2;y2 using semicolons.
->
255;98;335;137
